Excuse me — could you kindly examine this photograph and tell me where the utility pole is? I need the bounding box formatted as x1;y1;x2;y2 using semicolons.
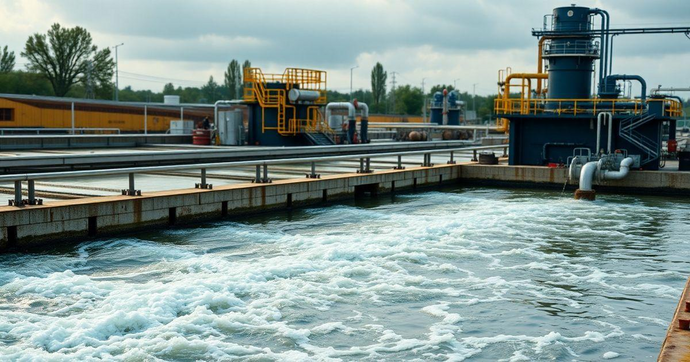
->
454;78;460;90
112;43;124;101
389;71;398;114
472;83;478;114
85;60;95;99
350;65;359;101
422;78;427;123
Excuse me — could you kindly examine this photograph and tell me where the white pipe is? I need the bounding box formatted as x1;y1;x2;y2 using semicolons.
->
578;156;634;192
144;105;148;135
71;102;75;135
325;102;356;121
214;100;244;133
578;161;599;191
596;112;613;155
607;113;613;154
601;157;634;180
354;102;369;119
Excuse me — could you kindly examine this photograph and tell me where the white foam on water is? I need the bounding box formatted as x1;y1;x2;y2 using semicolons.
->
0;188;687;360
603;351;620;359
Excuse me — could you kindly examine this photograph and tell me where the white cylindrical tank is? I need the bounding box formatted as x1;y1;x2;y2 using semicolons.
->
288;89;320;103
329;115;344;129
219;109;243;145
164;95;180;105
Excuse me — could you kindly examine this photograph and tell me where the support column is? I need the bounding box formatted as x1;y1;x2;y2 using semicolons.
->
306;162;320;179
447;151;456;165
13;180;22;207
123;173;141;196
196;168;212;189
28;180;35;205
394;155;405;170
422;153;433;167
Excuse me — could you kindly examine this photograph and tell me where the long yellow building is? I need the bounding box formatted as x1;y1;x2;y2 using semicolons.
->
0;93;424;134
0;94;212;133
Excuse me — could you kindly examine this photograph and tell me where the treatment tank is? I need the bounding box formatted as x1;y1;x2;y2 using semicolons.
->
544;6;599;102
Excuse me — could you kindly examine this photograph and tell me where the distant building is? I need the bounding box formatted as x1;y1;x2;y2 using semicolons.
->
0;93;213;133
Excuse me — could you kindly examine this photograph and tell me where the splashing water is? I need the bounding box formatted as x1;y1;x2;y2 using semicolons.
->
0;186;688;360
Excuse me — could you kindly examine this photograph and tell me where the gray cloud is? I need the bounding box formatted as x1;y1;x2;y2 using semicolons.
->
2;0;688;93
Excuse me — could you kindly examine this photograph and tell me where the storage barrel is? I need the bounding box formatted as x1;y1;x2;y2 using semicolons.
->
193;129;212;145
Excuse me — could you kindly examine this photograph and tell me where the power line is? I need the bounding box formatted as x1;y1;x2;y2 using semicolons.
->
119;70;204;85
389;71;398;114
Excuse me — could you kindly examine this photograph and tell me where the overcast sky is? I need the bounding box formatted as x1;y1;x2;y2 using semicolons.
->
1;0;689;96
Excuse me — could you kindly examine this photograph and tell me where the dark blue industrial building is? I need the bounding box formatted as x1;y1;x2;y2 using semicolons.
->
496;5;686;170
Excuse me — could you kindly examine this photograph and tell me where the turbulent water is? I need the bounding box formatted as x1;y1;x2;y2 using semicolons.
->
1;187;689;361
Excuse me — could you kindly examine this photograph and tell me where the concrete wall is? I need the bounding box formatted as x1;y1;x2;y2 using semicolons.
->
0;165;456;251
0;163;687;252
459;164;690;194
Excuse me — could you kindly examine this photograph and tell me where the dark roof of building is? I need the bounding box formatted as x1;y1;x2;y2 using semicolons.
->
0;93;228;110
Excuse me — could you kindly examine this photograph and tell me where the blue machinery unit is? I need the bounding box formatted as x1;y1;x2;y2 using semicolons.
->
430;89;463;126
495;5;688;170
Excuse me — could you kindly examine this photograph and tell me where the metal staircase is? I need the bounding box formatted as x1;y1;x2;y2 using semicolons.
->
304;132;335;145
618;112;658;165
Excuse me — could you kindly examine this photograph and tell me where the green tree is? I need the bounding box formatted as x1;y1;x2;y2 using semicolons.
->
163;82;176;95
0;70;53;95
0;46;15;73
202;75;219;103
428;84;456;97
391;85;424;115
224;60;241;99
370;62;387;113
22;23;114;97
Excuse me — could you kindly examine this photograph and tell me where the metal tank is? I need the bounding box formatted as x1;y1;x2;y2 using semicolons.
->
429;91;444;125
218;109;243;145
544;6;599;103
447;91;461;126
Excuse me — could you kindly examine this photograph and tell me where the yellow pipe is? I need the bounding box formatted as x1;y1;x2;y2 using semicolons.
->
504;73;548;102
537;37;547;95
496;73;548;133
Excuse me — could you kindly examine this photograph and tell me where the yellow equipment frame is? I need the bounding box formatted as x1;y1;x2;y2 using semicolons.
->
243;67;333;137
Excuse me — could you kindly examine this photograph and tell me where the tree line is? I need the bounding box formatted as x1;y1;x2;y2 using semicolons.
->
8;23;668;120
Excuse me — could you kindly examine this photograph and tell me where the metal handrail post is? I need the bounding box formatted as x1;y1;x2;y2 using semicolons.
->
448;151;456;165
13;181;22;206
307;161;320;179
28;180;35;205
394;155;405;170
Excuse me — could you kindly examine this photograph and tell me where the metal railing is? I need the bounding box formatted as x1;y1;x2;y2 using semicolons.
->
494;97;683;117
0;128;121;135
1;144;509;207
542;39;600;57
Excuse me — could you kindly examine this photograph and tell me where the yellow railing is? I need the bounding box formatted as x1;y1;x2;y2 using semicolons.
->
243;67;330;136
494;97;683;117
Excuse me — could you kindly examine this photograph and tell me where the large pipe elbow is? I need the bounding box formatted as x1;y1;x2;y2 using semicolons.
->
325;102;356;121
601;157;634;181
606;74;647;103
355;102;369;119
578;161;599;191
